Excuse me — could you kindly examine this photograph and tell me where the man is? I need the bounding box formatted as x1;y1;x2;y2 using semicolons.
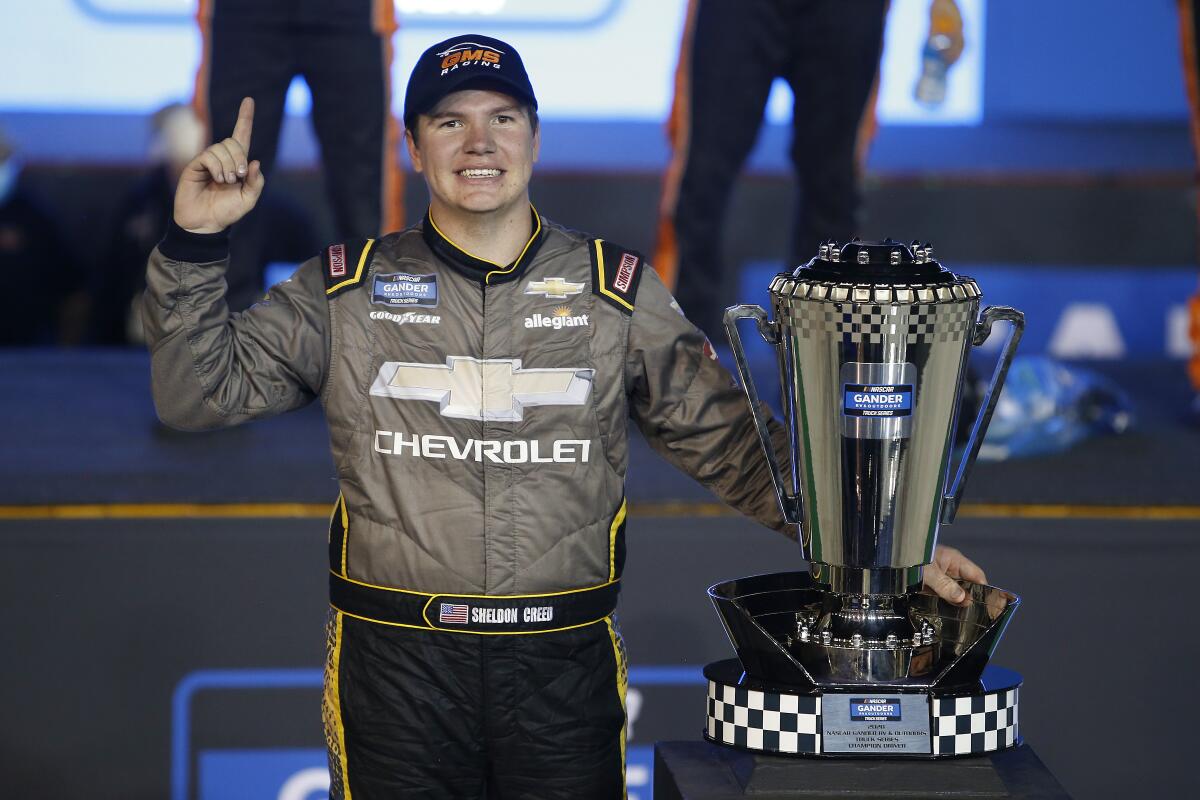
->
144;34;984;799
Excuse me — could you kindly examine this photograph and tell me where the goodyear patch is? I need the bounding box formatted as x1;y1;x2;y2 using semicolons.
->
372;273;439;309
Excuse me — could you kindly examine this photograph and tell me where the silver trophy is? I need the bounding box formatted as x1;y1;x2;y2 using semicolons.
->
708;239;1025;758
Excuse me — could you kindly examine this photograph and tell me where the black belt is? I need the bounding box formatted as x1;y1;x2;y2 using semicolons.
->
329;571;621;634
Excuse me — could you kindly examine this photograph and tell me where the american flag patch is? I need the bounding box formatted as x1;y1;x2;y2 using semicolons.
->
439;603;469;624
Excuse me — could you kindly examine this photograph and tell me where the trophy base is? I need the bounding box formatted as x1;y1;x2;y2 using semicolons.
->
704;659;1022;758
653;740;1071;799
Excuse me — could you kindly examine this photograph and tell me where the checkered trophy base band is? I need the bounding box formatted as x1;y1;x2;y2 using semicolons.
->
932;686;1020;756
703;660;1021;759
706;680;822;755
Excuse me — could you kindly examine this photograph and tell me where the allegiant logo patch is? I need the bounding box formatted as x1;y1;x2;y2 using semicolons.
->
372;273;438;308
850;698;902;721
524;308;589;330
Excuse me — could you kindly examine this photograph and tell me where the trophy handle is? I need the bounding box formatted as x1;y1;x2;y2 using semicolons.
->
723;304;803;524
940;305;1025;524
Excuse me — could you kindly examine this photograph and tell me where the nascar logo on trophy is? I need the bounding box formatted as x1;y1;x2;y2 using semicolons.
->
716;239;1025;757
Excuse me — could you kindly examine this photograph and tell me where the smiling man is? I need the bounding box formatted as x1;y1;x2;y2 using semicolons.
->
407;85;537;221
143;34;985;799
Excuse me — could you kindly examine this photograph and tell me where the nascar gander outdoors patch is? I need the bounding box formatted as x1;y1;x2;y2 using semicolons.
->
843;384;913;418
851;698;903;721
590;239;645;314
372;273;439;309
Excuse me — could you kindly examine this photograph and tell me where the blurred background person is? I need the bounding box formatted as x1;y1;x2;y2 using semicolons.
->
1176;0;1200;418
0;128;75;346
193;0;402;311
654;0;963;337
92;102;318;345
91;103;205;345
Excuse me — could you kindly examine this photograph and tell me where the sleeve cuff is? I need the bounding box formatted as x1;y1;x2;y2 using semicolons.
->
159;220;231;263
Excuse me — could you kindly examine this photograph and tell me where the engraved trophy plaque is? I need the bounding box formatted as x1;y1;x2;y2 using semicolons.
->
710;239;1025;758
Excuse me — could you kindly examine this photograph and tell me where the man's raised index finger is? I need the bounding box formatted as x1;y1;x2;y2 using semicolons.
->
232;96;255;151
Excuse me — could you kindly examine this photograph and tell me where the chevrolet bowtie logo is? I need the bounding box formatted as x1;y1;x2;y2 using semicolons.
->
370;357;594;421
524;277;585;299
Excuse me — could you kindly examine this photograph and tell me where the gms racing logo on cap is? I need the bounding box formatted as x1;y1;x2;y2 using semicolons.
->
438;42;503;75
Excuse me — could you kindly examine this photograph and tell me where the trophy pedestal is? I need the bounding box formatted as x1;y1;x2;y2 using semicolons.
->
653;739;1070;799
704;659;1022;759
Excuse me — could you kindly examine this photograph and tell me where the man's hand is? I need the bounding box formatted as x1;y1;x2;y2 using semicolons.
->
173;97;265;234
923;544;986;607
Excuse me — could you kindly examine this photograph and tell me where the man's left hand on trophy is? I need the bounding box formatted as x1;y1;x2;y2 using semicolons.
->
924;544;986;607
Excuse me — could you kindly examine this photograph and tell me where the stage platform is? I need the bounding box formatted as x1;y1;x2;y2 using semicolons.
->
652;740;1071;799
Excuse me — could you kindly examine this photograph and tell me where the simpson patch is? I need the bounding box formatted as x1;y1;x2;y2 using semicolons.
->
590;239;644;314
324;239;378;298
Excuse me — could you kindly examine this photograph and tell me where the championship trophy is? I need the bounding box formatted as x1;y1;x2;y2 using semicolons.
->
712;239;1025;758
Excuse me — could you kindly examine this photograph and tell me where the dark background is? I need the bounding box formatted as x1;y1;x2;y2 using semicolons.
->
3;0;1200;796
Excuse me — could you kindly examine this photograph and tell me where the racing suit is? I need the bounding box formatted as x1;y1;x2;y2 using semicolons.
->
143;207;790;798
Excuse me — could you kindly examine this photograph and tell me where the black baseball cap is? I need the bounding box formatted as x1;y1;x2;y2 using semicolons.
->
403;35;538;130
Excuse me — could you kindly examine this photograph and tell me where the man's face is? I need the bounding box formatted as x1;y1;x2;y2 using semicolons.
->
407;89;540;220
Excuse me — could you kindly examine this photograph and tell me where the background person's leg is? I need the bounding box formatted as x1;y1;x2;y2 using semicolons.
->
655;0;783;337
786;0;887;264
198;22;294;309
302;27;401;240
